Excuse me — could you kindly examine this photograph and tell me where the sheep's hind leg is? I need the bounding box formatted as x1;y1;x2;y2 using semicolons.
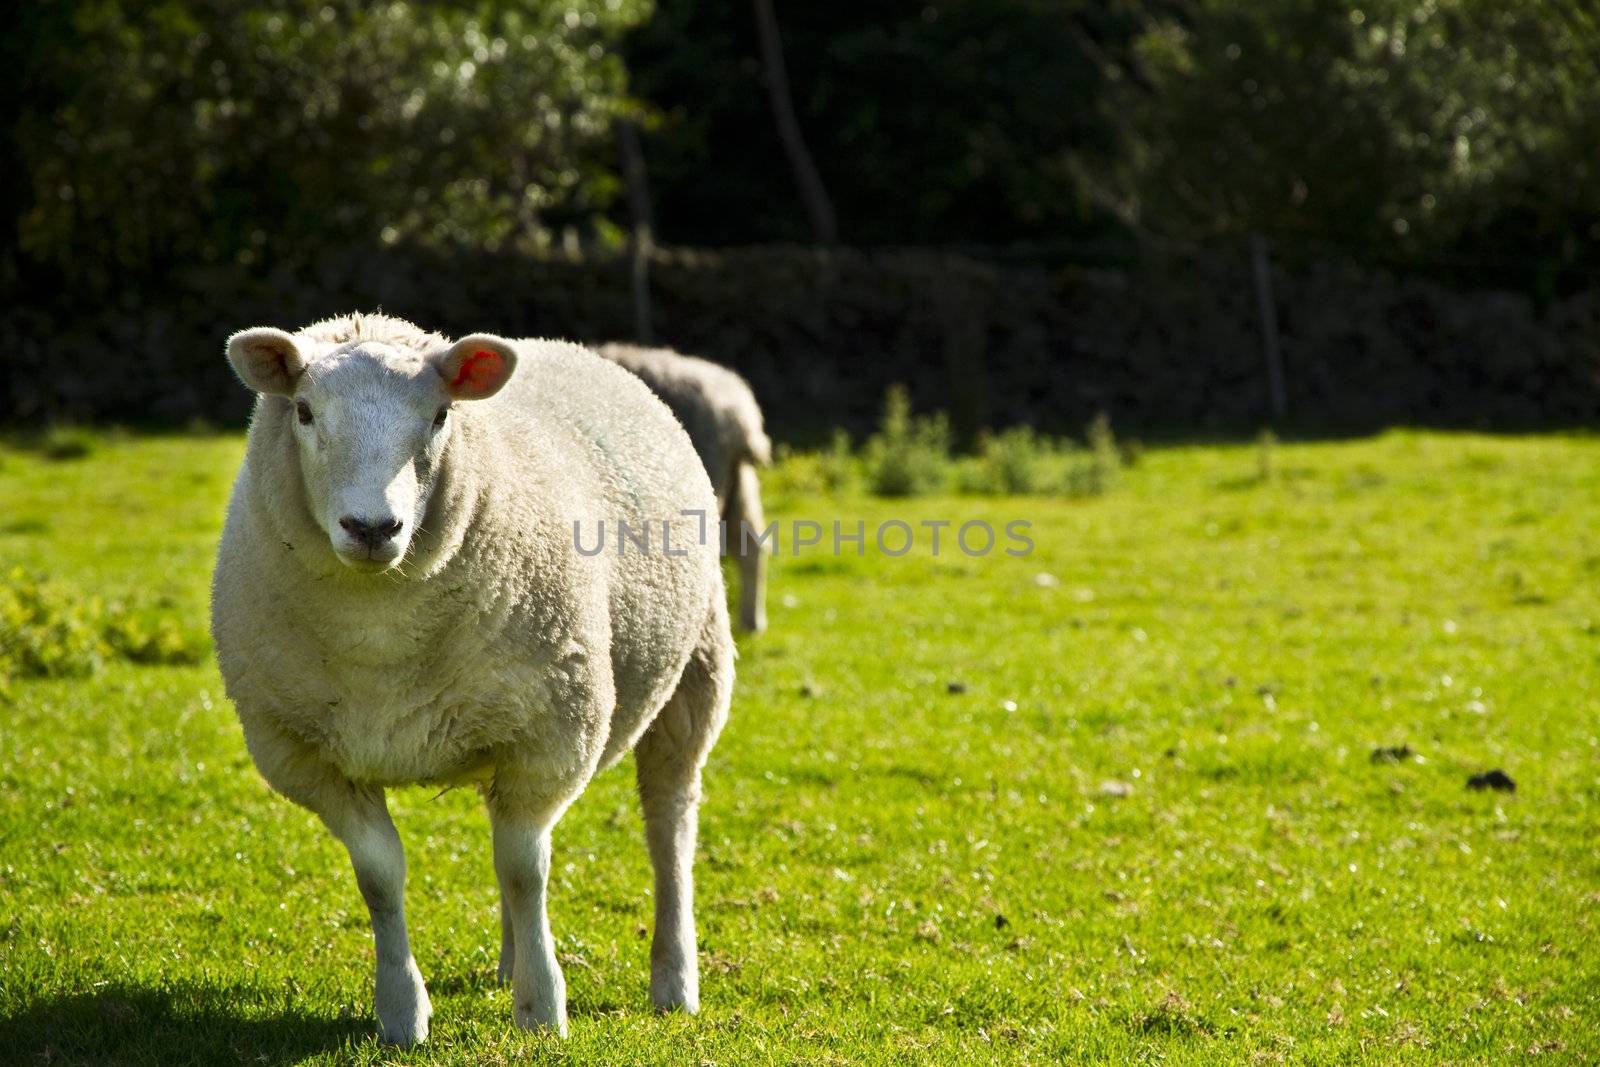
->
497;893;515;987
635;600;734;1012
730;462;768;634
487;780;571;1035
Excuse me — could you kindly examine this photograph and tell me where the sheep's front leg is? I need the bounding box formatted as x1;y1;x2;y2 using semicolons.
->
240;717;431;1045
321;788;432;1045
489;797;567;1035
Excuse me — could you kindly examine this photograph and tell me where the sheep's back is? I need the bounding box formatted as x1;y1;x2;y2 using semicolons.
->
596;343;770;505
474;341;724;754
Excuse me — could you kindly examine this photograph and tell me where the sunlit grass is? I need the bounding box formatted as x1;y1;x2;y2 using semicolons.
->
1;429;1596;1064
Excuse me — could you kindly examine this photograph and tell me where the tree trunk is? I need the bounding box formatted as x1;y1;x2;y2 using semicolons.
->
751;0;838;244
1250;233;1287;422
618;119;655;345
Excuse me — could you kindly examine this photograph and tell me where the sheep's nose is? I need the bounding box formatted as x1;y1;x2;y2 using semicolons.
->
339;515;403;548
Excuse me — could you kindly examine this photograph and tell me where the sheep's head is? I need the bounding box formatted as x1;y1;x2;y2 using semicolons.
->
227;326;517;573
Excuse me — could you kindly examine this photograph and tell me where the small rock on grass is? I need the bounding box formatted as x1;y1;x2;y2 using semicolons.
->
1467;769;1516;793
1099;780;1134;798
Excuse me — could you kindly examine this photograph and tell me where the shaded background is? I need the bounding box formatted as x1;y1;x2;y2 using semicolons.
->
3;0;1597;439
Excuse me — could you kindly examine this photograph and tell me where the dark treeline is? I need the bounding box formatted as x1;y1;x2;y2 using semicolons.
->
3;1;1598;427
8;0;1598;288
631;0;1600;295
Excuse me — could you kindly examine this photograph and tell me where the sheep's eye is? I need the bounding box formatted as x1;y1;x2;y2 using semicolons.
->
433;407;449;429
295;400;314;426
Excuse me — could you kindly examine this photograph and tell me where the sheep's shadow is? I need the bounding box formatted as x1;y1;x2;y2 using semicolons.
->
0;980;365;1066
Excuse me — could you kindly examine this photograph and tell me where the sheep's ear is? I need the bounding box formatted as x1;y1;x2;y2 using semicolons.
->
434;334;517;400
227;327;307;396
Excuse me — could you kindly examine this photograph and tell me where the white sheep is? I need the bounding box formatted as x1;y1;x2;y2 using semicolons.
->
211;313;734;1042
595;342;771;633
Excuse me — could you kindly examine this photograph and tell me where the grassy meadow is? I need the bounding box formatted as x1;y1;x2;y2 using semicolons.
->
0;429;1597;1064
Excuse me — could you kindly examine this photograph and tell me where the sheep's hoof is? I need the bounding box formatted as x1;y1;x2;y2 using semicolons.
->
649;977;700;1015
513;1003;568;1038
377;1015;430;1046
376;958;432;1045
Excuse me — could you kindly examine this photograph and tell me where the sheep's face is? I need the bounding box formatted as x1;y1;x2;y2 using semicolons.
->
227;327;518;573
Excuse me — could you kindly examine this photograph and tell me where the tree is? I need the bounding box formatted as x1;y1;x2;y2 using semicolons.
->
624;0;1156;247
751;0;837;244
1124;0;1600;290
7;0;651;287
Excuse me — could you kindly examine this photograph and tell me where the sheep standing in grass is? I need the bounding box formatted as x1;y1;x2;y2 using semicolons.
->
596;343;771;633
211;313;733;1042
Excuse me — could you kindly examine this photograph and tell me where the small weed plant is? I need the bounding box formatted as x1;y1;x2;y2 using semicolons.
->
864;385;951;497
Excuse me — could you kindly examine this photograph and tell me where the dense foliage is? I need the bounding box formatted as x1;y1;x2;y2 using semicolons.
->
2;0;648;289
630;0;1599;290
4;1;1595;292
625;0;1160;248
1126;0;1600;293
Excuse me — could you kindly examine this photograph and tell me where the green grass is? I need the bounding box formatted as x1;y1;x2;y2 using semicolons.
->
1;429;1597;1064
